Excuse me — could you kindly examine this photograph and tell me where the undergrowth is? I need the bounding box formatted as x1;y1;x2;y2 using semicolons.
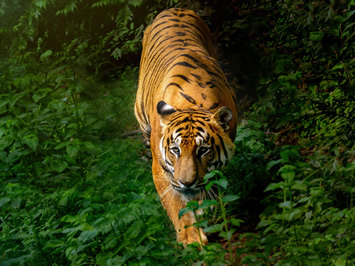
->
1;0;354;265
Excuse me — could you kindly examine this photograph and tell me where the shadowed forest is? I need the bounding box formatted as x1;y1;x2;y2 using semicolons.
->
0;0;354;265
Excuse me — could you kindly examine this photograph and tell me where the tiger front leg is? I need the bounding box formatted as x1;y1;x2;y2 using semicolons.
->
160;189;208;246
152;159;208;246
177;209;208;247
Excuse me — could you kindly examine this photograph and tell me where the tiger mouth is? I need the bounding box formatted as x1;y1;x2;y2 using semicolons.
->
171;183;204;200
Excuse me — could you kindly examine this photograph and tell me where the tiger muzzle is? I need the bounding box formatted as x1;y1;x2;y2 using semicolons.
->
171;177;204;201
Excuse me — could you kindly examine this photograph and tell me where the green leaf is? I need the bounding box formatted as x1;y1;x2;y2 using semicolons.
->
66;144;80;158
309;31;324;41
186;200;199;209
280;147;299;162
0;127;6;138
279;201;292;209
112;48;122;60
32;88;52;103
1;255;32;265
288;208;302;221
179;208;191;219
40;50;52;61
194;220;208;228
266;159;283;171
230;218;244;227
291;181;308;192
278;165;296;184
205;181;214;191
0;197;11;207
219;228;235;241
83;141;96;151
264;182;284;192
11;198;22;208
310;187;324;198
222;194;240;203
23;134;39;151
51;160;68;173
204;223;224;233
330;64;344;71
44;239;65;249
203;170;223;183
55;141;69;150
213;179;228;189
0;135;14;150
199;199;217;209
78;229;98;243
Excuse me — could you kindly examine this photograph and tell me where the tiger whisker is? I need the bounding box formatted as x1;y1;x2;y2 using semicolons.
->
161;185;173;198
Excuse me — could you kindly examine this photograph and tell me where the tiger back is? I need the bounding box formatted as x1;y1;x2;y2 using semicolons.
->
134;8;237;246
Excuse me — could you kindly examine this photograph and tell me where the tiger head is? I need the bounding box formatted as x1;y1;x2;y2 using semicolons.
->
157;101;235;201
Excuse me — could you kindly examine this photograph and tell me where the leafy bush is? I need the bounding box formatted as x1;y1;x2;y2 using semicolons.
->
0;62;178;264
1;0;171;77
1;0;354;264
220;0;355;264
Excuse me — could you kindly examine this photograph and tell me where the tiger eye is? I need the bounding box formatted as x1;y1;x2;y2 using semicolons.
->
198;146;210;156
171;147;180;155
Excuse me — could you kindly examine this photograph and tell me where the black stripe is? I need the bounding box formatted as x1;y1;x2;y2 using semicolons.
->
183;21;207;44
176;32;186;36
147;34;175;56
211;136;215;145
159;159;172;174
151;24;181;41
191;73;201;80
156;14;173;20
209;103;219;110
179;92;196;104
215;145;221;163
206;81;216;88
195;120;207;127
168;61;197;72
154;21;168;30
166;82;184;91
207;70;220;78
173;117;190;127
175;127;184;133
197;82;205;88
217;135;228;159
180;54;221;79
171;75;191;83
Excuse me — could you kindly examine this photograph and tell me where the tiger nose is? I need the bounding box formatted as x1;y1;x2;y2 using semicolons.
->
179;179;196;188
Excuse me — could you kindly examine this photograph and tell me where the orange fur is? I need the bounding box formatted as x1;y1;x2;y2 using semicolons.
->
134;8;237;246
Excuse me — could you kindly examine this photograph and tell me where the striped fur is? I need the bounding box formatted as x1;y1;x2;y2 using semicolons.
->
134;8;237;246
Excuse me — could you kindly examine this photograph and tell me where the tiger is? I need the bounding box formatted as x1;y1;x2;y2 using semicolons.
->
134;8;237;246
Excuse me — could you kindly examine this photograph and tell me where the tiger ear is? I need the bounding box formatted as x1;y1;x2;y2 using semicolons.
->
212;106;233;131
157;101;176;125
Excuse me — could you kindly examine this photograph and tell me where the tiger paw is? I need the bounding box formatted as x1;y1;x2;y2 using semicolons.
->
178;226;208;247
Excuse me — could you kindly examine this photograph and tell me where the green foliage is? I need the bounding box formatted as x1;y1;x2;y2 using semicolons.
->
1;0;354;264
1;0;172;76
220;0;355;263
178;171;242;265
0;60;179;264
0;138;178;265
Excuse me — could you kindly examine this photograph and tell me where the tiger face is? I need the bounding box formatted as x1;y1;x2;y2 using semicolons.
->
157;101;234;201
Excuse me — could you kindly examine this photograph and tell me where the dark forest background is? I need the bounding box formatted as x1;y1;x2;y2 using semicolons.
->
0;0;354;264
